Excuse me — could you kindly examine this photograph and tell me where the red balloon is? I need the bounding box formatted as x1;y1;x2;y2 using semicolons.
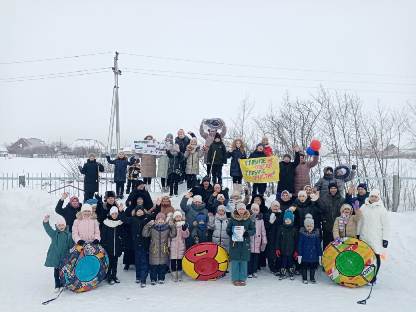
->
310;139;321;151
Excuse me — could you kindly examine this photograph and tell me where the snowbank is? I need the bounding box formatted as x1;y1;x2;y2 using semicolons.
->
0;189;414;312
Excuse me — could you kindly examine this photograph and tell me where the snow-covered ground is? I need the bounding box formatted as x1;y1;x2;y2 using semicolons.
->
0;189;414;312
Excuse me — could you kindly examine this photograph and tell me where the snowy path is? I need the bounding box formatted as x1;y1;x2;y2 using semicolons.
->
0;190;414;312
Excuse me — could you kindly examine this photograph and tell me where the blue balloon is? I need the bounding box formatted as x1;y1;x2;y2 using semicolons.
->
306;146;315;156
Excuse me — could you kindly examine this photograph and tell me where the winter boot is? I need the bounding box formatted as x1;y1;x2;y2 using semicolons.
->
151;280;156;285
172;271;178;282
178;271;183;282
113;276;120;283
279;268;287;280
289;267;295;280
107;278;115;285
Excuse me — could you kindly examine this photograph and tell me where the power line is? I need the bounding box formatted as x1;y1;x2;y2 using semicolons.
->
122;66;416;87
122;52;416;80
123;69;416;96
0;51;113;65
0;67;111;81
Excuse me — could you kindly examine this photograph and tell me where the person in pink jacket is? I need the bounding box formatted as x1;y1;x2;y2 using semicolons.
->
72;203;101;246
248;203;267;278
169;210;190;282
294;151;319;196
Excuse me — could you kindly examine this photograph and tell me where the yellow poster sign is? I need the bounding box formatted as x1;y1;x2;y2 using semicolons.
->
239;156;280;183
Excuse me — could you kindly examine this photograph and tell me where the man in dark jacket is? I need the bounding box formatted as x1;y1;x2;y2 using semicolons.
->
317;182;345;249
207;133;227;185
55;192;82;231
95;191;118;225
106;152;136;199
78;153;105;201
345;182;369;209
276;146;300;196
125;181;153;210
191;176;213;204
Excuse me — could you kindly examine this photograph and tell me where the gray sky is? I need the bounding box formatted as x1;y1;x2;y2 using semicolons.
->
1;0;415;147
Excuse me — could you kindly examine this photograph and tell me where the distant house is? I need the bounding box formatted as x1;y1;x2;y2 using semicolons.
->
8;138;48;156
0;145;8;157
71;139;105;156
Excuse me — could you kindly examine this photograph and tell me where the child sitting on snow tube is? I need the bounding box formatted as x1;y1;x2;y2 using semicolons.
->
72;204;101;246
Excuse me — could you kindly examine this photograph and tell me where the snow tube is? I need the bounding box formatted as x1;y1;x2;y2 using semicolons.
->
182;242;229;281
323;237;377;288
59;243;109;293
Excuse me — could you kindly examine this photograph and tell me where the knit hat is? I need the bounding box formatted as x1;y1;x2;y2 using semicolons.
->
55;216;66;226
85;198;98;206
357;183;368;191
81;204;92;213
304;213;314;228
217;205;226;212
281;190;291;198
328;182;338;190
109;206;119;215
193;195;203;203
105;191;116;198
369;189;381;198
173;210;183;220
236;202;247;210
298;190;307;198
340;204;353;213
283;153;291;160
270;200;280;208
283;209;294;223
156;212;166;221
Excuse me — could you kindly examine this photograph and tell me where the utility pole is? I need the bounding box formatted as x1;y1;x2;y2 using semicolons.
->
107;51;122;155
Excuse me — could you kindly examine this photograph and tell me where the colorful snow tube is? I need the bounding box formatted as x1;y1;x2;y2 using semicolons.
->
182;242;229;281
59;243;109;292
323;237;377;288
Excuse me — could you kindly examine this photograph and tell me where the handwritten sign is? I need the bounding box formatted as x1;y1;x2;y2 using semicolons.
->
239;156;280;183
133;140;166;156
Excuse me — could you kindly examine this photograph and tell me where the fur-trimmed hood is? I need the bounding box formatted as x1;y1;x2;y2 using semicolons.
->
103;218;123;228
232;210;251;221
76;211;97;220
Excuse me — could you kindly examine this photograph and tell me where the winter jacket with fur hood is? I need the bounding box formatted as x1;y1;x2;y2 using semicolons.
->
226;210;255;261
208;213;230;250
101;217;124;257
72;212;100;243
169;221;190;260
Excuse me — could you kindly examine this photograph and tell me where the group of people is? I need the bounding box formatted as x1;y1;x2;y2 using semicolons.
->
44;142;390;289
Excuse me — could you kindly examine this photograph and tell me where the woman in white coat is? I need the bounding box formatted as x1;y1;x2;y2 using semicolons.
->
357;189;389;283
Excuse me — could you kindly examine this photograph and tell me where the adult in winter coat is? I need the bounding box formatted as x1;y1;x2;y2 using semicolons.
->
208;205;230;250
248;204;267;278
125;181;154;210
157;133;174;193
151;196;176;221
345;183;369;209
316;182;345;249
249;144;268;196
170;210;190;282
72;204;101;245
184;138;203;189
314;165;357;197
276;147;300;196
126;159;141;194
247;194;268;215
166;145;185;196
120;206;151;286
297;214;322;283
278;190;295;212
43;215;74;290
180;193;209;247
294;150;319;195
100;206;124;284
106;152;136;199
55;193;82;231
332;204;362;239
226;203;255;286
227;139;247;190
207;133;227;185
264;201;283;275
200;118;227;164
293;191;322;232
190;176;213;204
142;213;177;284
207;183;230;214
78;153;105;201
175;129;196;178
140;135;157;186
357;190;389;282
95;191;118;225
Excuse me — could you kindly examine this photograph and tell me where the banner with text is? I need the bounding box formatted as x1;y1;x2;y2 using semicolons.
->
133;140;166;156
239;156;280;183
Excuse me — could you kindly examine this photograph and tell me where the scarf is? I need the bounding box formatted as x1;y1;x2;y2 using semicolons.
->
338;213;350;235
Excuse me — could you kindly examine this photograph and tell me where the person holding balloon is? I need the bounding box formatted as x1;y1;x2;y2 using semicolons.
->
294;140;320;195
276;146;301;197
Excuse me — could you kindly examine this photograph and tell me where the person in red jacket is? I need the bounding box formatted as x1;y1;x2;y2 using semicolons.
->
261;137;273;157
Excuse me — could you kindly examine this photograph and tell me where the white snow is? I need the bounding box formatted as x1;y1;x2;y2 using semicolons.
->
0;189;414;312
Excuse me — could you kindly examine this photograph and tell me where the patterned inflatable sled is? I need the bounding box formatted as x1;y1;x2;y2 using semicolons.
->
323;237;377;288
59;243;109;292
182;242;229;281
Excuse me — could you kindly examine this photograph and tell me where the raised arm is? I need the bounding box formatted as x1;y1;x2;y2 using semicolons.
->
106;155;115;165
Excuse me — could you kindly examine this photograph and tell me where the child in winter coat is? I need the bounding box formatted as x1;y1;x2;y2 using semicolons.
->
126;159;141;194
101;206;124;285
332;204;362;239
250;144;267;196
180;193;209;247
191;212;208;244
226;203;255;286
357;189;389;283
142;213;177;285
72;204;100;246
184;138;203;189
166;144;185;196
276;209;298;280
248;203;267;278
43;215;73;291
264;201;283;275
298;214;322;284
169;210;190;282
208;205;230;250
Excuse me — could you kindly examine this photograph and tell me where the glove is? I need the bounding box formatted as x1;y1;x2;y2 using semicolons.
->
182;223;188;231
352;164;357;170
382;240;388;248
352;200;360;210
314;151;320;156
94;193;103;202
297;256;302;264
92;239;100;245
293;251;299;261
275;249;281;257
77;240;85;246
319;256;322;265
269;213;276;224
356;235;360;240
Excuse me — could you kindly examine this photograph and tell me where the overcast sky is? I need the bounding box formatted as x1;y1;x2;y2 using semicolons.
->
1;0;415;147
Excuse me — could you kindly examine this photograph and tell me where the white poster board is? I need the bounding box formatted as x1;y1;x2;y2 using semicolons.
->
133;140;167;156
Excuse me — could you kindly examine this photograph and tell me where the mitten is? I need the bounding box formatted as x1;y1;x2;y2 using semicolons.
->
275;249;281;257
182;223;188;231
77;240;85;246
382;240;388;248
92;239;100;245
